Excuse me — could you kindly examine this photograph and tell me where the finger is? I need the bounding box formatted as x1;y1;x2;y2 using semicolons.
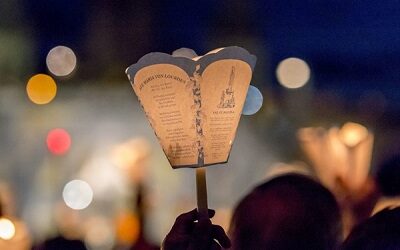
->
210;240;222;250
172;209;198;233
212;224;231;248
208;209;216;218
175;209;198;223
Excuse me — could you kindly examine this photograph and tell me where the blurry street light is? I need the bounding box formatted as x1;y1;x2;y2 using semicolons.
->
0;218;15;240
46;46;77;77
276;57;310;89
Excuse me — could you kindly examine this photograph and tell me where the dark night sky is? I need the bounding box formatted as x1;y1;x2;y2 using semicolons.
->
2;0;400;120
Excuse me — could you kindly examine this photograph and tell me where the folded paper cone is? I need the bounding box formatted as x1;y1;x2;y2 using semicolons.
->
126;46;256;168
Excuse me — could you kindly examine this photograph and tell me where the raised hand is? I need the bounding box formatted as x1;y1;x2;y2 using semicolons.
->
162;209;231;250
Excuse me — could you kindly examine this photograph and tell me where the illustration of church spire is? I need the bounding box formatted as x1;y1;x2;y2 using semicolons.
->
218;66;236;108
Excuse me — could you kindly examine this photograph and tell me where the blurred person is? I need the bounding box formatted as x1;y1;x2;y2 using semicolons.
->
163;173;342;250
229;174;342;250
32;203;87;250
111;139;159;250
339;152;400;235
127;184;159;250
335;175;380;237
375;153;400;198
32;235;87;250
341;207;400;250
370;153;400;214
341;153;400;224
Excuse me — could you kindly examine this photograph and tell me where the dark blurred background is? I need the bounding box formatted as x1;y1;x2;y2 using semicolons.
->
0;0;399;249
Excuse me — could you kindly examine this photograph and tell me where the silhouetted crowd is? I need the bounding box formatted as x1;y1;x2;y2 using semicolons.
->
1;155;399;250
162;154;400;250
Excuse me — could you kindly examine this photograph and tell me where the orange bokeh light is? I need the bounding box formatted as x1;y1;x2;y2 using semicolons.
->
115;211;140;245
26;74;57;104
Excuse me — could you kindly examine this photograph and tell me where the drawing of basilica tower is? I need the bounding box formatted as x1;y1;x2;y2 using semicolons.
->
218;66;236;108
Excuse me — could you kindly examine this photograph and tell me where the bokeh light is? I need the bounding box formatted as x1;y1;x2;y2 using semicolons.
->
111;138;151;183
46;128;71;155
85;216;115;250
0;218;15;240
172;48;197;59
242;85;263;115
26;74;57;104
115;211;140;245
62;180;93;210
339;122;369;147
46;46;77;76
276;57;310;89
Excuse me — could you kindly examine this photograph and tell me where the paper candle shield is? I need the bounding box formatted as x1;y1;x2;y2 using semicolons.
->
126;46;256;168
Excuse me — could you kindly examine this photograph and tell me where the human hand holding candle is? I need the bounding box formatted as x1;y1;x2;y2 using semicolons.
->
162;209;231;250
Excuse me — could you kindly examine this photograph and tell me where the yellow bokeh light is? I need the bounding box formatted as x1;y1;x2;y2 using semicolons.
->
0;218;16;240
339;122;369;147
26;74;57;104
276;57;310;89
111;138;151;183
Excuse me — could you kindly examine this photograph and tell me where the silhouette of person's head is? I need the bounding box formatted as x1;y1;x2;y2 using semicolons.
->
229;174;342;250
376;154;400;197
33;235;87;250
342;207;400;249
